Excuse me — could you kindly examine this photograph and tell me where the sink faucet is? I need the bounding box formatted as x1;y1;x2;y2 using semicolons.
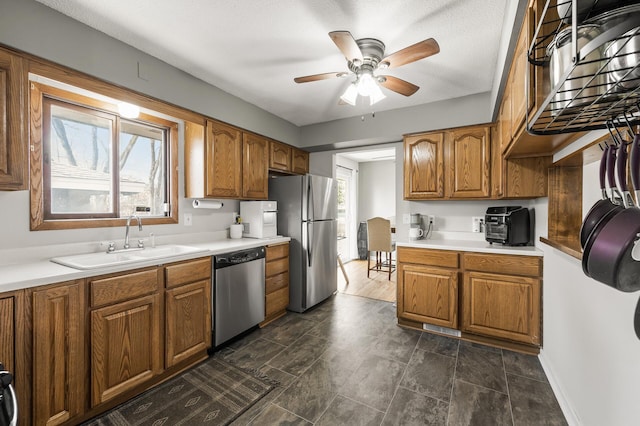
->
124;215;143;249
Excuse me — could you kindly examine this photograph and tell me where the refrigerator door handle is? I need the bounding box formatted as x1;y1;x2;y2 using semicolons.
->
307;221;313;267
308;177;314;222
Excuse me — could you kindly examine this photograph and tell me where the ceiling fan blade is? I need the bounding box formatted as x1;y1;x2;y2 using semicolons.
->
380;38;440;69
329;31;364;63
294;72;344;83
379;76;419;96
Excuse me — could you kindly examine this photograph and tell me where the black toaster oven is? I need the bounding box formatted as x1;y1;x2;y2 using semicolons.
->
485;206;531;246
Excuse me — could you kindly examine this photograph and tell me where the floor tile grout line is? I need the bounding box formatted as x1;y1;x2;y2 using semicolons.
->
380;330;422;424
445;340;460;426
501;349;516;426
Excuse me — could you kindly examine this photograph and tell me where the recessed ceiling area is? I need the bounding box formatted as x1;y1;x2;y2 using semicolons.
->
35;0;513;127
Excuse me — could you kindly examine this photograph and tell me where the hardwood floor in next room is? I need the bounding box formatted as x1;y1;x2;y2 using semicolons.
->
337;259;396;303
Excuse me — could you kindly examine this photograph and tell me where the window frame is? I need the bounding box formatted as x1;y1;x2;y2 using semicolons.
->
30;81;179;230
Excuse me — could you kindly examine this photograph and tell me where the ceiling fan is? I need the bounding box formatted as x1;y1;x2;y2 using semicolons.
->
294;31;440;106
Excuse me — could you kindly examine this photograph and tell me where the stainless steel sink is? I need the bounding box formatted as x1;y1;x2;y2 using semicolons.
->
51;245;208;270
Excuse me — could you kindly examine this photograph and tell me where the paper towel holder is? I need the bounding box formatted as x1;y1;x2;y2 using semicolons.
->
192;199;224;209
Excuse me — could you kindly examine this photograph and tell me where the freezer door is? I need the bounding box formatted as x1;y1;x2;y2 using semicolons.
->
304;175;337;222
302;219;337;310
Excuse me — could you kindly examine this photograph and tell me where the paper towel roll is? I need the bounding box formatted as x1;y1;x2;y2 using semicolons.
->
192;199;223;209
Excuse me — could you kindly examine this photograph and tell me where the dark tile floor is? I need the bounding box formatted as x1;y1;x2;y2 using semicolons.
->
221;293;567;425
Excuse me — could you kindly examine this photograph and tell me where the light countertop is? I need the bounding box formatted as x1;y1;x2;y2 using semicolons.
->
396;238;543;256
0;236;290;293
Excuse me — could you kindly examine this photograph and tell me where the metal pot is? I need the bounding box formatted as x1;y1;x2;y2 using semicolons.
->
556;0;619;24
547;24;605;114
588;4;640;91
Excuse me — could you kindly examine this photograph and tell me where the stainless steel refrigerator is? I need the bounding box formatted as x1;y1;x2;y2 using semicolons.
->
269;174;337;312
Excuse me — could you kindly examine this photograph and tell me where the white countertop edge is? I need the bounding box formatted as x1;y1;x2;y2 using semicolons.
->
0;236;291;293
396;239;543;256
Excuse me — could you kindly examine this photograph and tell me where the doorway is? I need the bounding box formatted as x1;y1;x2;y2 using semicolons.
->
335;146;397;303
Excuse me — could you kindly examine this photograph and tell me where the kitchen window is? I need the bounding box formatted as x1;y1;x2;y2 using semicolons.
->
30;81;179;230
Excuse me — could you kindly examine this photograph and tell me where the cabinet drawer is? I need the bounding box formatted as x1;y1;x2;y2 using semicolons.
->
266;286;289;317
266;257;288;277
90;268;159;307
397;247;459;269
266;243;289;261
266;272;288;294
165;257;211;288
463;253;541;277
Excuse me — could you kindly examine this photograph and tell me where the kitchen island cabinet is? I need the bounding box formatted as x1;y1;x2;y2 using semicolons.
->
397;246;543;352
89;267;163;407
31;280;85;425
165;257;212;368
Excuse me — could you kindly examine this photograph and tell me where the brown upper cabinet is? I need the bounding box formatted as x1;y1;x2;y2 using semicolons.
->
500;0;583;157
0;47;27;190
269;140;309;175
269;140;292;172
242;131;269;199
404;124;490;200
185;119;268;199
291;147;309;175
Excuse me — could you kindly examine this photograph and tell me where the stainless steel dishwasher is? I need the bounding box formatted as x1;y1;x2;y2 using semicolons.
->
213;246;266;347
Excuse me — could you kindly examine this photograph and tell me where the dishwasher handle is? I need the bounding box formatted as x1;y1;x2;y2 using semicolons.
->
214;246;265;269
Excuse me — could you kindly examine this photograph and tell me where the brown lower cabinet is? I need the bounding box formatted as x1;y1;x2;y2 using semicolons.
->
32;280;85;425
3;256;212;425
89;267;164;407
397;246;542;350
261;242;290;326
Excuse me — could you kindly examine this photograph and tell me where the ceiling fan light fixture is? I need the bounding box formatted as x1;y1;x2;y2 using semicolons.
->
369;83;386;105
340;82;359;105
357;72;378;96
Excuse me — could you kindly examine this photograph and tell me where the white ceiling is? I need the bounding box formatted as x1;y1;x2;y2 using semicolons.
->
35;0;511;127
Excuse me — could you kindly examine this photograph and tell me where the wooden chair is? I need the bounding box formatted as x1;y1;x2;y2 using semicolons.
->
366;217;396;280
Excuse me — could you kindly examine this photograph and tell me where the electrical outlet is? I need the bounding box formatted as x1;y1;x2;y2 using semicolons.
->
402;213;410;224
472;216;483;233
184;213;192;226
427;215;435;225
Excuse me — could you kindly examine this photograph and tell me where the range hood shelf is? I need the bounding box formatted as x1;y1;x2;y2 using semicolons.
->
526;0;640;135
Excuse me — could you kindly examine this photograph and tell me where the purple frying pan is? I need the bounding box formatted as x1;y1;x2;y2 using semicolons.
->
586;134;640;292
580;145;620;248
582;145;625;276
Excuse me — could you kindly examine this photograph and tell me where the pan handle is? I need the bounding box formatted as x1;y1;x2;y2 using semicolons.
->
631;133;640;203
608;146;622;204
599;145;609;199
617;141;634;208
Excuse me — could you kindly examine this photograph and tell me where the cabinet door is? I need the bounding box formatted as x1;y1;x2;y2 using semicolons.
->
446;126;491;198
91;293;162;407
242;132;269;199
291;148;309;175
461;271;540;345
0;295;15;374
205;120;242;198
403;133;445;199
32;281;85;426
166;280;211;368
510;7;530;139
0;48;27;190
490;127;504;198
269;140;292;172
498;88;512;155
397;263;458;329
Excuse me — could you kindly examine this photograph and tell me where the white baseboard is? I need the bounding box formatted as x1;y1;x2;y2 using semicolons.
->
538;351;581;426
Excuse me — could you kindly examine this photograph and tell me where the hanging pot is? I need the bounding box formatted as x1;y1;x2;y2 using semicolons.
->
579;145;620;248
581;144;624;276
586;133;640;291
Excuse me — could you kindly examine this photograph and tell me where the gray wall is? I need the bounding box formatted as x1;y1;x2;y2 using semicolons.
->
357;160;396;224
